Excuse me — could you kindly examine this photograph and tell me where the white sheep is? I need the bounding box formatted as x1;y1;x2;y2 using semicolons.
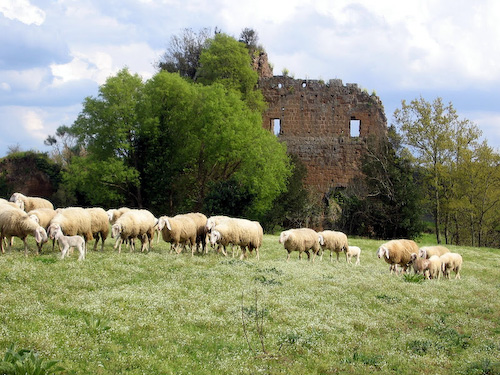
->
106;207;132;249
27;207;58;252
86;207;109;251
440;252;463;279
346;246;361;265
376;239;419;274
205;215;238;256
48;207;94;246
183;212;208;254
279;228;320;262
407;253;431;279
418;245;450;259
9;192;54;212
428;255;442;280
0;206;48;255
317;230;348;262
157;214;198;255
209;218;263;260
112;209;157;253
50;224;86;261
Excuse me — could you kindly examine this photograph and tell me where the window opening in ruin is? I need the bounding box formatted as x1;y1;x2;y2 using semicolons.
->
302;82;307;88
272;118;281;135
350;118;360;137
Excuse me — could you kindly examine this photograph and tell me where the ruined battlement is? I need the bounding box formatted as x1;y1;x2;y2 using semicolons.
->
259;75;388;195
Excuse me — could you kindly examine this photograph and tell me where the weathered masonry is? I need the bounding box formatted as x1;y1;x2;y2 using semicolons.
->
259;76;387;196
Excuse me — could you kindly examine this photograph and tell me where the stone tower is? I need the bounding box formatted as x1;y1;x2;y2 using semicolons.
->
259;75;387;196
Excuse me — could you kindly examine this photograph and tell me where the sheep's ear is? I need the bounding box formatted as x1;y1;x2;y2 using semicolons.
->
318;234;324;245
166;218;172;231
157;218;165;231
384;247;390;259
35;227;42;243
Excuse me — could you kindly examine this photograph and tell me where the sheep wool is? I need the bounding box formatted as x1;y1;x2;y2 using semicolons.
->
440;252;463;279
346;246;361;265
9;192;54;212
317;230;348;262
48;207;94;244
112;209;157;253
209;218;263;260
376;239;419;274
157;214;198;255
86;207;110;251
427;255;442;280
279;228;320;262
418;245;450;259
0;207;47;255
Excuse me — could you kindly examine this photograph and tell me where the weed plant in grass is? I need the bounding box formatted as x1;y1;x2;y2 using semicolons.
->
0;235;498;374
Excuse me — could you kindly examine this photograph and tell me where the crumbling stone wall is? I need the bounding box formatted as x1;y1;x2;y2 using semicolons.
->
259;76;387;196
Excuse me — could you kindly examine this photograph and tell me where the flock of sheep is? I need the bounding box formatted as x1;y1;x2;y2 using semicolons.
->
0;193;462;279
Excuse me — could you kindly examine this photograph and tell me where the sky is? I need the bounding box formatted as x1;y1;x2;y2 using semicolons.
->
1;0;500;157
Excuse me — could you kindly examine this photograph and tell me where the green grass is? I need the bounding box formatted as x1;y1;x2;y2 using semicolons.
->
0;235;499;374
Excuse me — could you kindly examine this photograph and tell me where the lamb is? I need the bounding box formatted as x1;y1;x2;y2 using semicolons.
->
317;230;348;262
50;224;86;261
9;192;54;212
209;218;263;260
47;207;94;246
157;214;198;255
279;228;320;262
27;207;58;252
376;239;419;274
407;253;431;279
346;246;361;265
440;252;463;279
86;207;109;251
0;206;48;255
427;255;442;280
418;245;450;259
112;209;157;253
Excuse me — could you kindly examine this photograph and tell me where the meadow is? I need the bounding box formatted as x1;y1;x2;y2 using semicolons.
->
0;234;499;374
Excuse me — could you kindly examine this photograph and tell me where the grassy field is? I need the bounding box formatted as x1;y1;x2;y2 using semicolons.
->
0;234;499;374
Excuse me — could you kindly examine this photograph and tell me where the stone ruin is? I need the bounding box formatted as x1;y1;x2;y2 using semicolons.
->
259;75;388;197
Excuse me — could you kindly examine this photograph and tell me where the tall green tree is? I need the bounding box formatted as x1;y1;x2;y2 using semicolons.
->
394;97;457;243
196;33;266;112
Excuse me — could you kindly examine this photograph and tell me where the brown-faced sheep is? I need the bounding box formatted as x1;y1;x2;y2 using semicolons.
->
407;253;431;279
317;230;348;262
376;239;419;274
418;245;450;259
279;228;320;262
9;192;54;212
440;252;463;279
0;206;48;255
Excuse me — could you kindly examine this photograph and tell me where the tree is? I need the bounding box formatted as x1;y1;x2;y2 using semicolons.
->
156;27;212;80
56;68;145;206
196;33;266;112
394;97;457;243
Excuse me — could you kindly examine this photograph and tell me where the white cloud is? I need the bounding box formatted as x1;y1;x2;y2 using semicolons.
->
0;0;45;26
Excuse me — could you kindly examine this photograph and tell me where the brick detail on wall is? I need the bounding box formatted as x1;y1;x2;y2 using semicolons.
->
259;76;388;195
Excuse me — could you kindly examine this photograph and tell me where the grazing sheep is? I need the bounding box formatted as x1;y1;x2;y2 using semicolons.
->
376;239;419;274
157;215;198;255
48;207;94;246
50;224;86;261
205;215;238;256
27;207;58;253
346;246;361;265
112;209;157;253
407;253;431;279
209;218;263;260
106;207;131;224
9;192;54;212
183;212;208;254
86;207;109;251
279;228;320;262
317;230;348;262
418;245;450;259
428;255;442;280
440;252;463;279
0;206;48;255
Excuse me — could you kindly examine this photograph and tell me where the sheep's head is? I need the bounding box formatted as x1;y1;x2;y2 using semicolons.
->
209;230;221;246
418;247;427;259
318;234;325;246
279;231;290;244
408;253;418;264
111;223;122;238
29;214;40;224
47;223;61;239
106;209;115;223
34;226;48;244
376;246;389;259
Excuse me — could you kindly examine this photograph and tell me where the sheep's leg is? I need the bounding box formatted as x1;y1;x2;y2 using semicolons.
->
355;255;360;265
78;245;85;261
61;245;69;259
286;251;291;262
305;250;311;261
256;247;259;261
23;237;29;256
93;234;99;251
336;251;340;262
